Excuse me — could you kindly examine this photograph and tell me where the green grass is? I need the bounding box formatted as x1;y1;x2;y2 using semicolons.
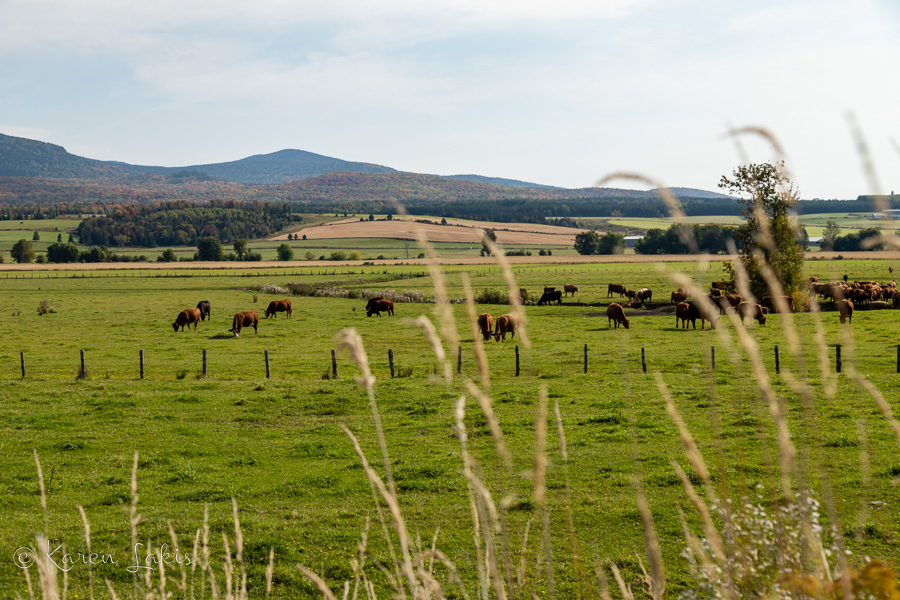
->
2;258;900;597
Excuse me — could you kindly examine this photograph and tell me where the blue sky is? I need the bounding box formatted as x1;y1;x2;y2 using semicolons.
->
1;0;897;198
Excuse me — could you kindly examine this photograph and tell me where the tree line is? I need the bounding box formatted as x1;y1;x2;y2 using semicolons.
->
76;200;300;247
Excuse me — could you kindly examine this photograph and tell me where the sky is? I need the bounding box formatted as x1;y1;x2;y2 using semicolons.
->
0;0;898;199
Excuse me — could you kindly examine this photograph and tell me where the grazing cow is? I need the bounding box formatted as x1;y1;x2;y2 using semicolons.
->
760;296;795;313
477;313;495;341
564;284;579;297
265;298;293;318
196;300;211;321
173;308;202;332
838;299;853;324
608;283;628;297
625;289;639;301
738;302;767;326
675;302;691;329
636;288;652;302
538;290;563;306
671;290;688;304
894;291;900;309
808;276;819;283
543;286;556;293
493;314;517;341
869;301;892;310
366;297;395;317
230;310;259;337
709;288;722;298
716;294;742;314
606;303;630;329
687;302;717;330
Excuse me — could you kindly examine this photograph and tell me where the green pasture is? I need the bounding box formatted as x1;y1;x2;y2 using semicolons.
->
1;258;900;598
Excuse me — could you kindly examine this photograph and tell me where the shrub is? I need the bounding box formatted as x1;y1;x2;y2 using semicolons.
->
37;300;51;315
474;288;509;304
330;251;348;261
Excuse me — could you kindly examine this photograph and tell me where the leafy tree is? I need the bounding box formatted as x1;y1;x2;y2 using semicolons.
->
330;250;348;261
821;220;841;251
481;228;498;256
368;214;375;221
304;251;316;261
348;250;362;260
574;230;601;255
233;238;248;261
718;162;804;298
387;213;393;221
833;227;884;252
276;243;294;261
113;234;129;248
197;236;224;261
597;232;626;255
46;242;81;263
32;231;40;241
302;234;307;240
11;239;35;263
160;248;177;262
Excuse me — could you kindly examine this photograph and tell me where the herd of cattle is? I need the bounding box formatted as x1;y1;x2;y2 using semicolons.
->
170;276;898;338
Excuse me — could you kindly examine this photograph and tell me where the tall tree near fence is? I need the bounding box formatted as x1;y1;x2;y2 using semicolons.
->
719;161;805;299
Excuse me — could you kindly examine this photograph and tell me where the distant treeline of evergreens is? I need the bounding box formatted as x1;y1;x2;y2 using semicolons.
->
76;200;299;247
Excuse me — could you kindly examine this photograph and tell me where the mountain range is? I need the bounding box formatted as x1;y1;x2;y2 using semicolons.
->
0;132;732;204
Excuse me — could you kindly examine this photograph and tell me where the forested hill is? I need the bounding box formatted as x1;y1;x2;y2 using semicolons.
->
0;133;131;179
103;149;398;184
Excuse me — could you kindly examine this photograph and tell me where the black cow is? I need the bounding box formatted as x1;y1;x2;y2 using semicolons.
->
538;290;562;306
196;300;211;321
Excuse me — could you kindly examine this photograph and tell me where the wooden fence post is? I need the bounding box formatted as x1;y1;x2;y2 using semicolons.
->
332;349;338;378
202;349;208;377
265;350;271;379
20;351;25;379
80;349;86;379
389;349;395;378
584;344;588;374
641;347;647;374
836;344;842;373
140;349;144;380
457;345;462;375
775;345;780;374
896;345;899;374
515;346;520;377
711;346;715;371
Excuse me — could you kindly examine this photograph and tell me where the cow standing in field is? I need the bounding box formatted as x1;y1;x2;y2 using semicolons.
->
671;290;688;304
196;300;211;321
538;290;562;306
675;302;690;329
761;296;795;313
838;299;854;324
230;310;259;337
493;314;517;341
687;302;717;330
564;284;579;297
636;288;652;303
738;303;767;326
366;297;394;317
606;303;630;329
173;308;202;332
477;313;494;341
265;298;293;318
608;283;627;297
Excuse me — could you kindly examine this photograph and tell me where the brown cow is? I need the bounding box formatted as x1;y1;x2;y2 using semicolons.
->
493;314;517;341
709;288;722;298
606;303;630;329
675;302;690;329
173;308;202;332
760;296;795;313
687;302;717;329
564;284;579;297
608;283;627;297
716;294;742;314
543;286;556;293
366;297;394;317
477;313;494;341
671;290;688;304
738;302;767;326
625;289;639;301
808;276;819;283
838;299;853;324
230;310;259;337
265;298;292;318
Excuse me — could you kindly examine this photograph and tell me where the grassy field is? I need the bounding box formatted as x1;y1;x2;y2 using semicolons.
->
2;257;900;598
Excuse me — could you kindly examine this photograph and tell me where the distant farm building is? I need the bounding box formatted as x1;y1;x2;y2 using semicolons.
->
871;209;900;219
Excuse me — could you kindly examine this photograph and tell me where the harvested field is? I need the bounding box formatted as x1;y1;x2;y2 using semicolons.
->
270;215;588;244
